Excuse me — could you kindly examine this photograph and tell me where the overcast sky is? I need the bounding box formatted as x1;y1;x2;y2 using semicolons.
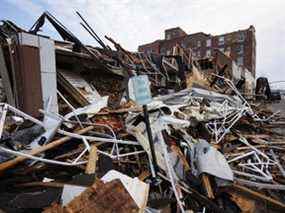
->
1;0;285;88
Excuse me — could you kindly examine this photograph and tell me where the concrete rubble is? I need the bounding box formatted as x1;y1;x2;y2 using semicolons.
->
0;12;284;213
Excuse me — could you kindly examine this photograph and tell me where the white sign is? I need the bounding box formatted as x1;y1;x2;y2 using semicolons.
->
128;75;152;105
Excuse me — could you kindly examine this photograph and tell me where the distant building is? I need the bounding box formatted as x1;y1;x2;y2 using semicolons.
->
138;26;256;77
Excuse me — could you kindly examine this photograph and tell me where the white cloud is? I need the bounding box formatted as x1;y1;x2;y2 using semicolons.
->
2;0;285;87
3;0;44;17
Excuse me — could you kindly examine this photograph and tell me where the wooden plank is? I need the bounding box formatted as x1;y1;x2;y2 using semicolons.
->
138;171;150;181
67;180;138;213
57;69;101;107
202;174;215;199
44;180;138;213
57;71;89;106
232;183;285;210
85;145;98;175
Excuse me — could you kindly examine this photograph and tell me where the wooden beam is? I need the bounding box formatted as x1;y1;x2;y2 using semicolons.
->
232;183;285;210
85;145;98;175
202;174;215;199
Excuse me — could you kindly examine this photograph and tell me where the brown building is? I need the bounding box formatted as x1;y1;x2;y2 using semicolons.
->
138;26;256;77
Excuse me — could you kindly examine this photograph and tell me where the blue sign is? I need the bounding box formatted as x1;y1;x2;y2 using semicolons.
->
128;75;152;105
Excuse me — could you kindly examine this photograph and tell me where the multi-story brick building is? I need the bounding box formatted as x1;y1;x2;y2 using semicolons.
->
138;26;256;77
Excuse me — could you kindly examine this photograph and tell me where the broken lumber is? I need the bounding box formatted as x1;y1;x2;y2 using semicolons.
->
0;126;94;173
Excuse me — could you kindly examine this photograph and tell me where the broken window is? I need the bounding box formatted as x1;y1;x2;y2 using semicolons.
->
197;50;201;57
218;36;225;45
146;49;153;54
206;39;211;47
160;47;166;55
238;32;245;42
197;40;201;47
181;42;186;48
166;34;171;40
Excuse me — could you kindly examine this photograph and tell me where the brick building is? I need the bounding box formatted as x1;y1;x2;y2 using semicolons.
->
138;26;256;77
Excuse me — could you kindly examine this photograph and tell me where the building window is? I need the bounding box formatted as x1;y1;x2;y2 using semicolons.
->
218;36;225;45
166;34;171;40
197;40;201;47
160;47;166;55
146;49;153;54
206;50;211;57
206;39;211;47
197;51;201;57
237;45;244;55
237;57;244;66
238;32;245;42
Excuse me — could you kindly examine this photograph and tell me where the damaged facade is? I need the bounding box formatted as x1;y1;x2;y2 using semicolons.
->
0;12;284;213
138;26;256;88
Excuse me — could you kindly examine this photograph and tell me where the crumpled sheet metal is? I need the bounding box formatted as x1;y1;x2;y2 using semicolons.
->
64;96;108;120
126;111;186;180
192;140;234;181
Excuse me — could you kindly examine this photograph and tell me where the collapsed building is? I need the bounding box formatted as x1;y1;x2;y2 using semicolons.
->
0;12;284;213
138;26;256;77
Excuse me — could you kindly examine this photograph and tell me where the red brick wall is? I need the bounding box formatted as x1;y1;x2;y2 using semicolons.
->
138;40;161;54
138;26;256;77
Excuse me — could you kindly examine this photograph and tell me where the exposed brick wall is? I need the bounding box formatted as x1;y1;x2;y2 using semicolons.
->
138;40;161;54
165;27;187;40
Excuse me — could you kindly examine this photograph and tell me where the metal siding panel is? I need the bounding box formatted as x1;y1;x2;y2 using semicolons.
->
19;32;39;47
39;37;58;113
41;72;58;113
39;37;56;73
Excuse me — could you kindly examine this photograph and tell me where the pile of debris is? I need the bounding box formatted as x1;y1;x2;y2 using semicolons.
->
0;12;284;213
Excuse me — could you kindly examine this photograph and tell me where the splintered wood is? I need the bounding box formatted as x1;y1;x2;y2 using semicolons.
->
44;180;138;213
85;145;98;175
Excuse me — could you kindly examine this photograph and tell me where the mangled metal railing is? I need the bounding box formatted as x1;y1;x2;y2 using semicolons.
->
0;103;145;167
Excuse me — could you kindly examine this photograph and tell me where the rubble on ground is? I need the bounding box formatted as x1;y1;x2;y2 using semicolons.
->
0;12;284;213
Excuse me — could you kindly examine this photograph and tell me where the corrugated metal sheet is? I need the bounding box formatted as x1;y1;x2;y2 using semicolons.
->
19;33;39;47
39;36;58;113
